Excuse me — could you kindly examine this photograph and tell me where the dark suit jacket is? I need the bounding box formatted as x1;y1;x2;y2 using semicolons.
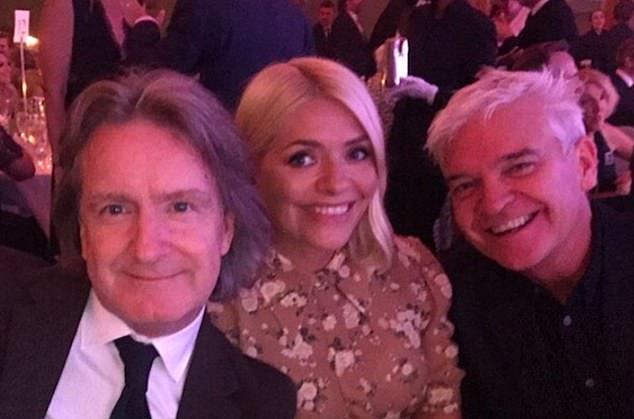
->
605;23;633;72
330;11;376;78
313;24;334;58
125;0;314;110
608;72;634;126
0;264;296;419
442;203;634;418
500;0;579;55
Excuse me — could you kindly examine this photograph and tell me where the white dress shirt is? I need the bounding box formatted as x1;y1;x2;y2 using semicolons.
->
616;68;634;88
46;291;204;419
530;0;549;16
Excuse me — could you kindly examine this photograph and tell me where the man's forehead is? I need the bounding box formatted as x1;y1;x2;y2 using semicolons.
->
441;104;556;171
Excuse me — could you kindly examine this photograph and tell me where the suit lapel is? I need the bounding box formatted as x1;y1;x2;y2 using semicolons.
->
0;268;89;419
176;316;247;419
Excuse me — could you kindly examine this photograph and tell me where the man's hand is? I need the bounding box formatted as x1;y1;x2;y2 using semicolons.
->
119;0;166;28
385;76;439;105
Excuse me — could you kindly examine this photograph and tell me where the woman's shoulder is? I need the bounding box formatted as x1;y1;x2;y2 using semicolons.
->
389;235;453;301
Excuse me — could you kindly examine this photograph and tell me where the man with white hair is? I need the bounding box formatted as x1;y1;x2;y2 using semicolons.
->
428;69;634;418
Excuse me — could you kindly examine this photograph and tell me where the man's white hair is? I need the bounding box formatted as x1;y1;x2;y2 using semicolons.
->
427;69;585;167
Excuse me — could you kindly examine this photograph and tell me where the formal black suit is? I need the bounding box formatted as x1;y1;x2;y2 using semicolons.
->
442;203;634;418
605;23;633;72
330;11;376;78
313;24;335;58
578;29;610;73
608;72;634;126
500;0;579;55
125;0;314;110
0;263;296;419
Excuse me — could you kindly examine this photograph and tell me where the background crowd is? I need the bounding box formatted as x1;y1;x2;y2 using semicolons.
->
1;0;634;417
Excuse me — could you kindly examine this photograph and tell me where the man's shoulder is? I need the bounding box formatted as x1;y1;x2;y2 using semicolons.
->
241;355;297;417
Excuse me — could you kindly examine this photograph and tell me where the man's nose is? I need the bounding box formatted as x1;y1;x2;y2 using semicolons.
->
132;210;169;263
478;179;513;215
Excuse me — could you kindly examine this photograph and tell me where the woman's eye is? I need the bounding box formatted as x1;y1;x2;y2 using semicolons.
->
288;152;315;167
347;146;371;161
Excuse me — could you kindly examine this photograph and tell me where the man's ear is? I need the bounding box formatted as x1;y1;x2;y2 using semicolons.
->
221;212;236;256
575;135;598;192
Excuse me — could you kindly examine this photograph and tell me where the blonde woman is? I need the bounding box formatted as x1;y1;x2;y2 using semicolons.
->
210;57;463;418
578;68;633;195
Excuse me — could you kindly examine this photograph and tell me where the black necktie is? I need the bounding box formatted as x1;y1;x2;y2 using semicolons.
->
110;336;158;419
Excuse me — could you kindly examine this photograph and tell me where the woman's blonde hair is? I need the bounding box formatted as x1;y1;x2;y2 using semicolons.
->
578;68;619;118
236;57;393;271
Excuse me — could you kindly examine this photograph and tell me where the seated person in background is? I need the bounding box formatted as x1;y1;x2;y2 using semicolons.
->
578;68;633;195
428;69;634;418
0;125;34;181
210;57;464;418
608;37;634;126
510;39;577;78
0;125;48;260
0;70;296;419
605;0;634;72
578;9;610;72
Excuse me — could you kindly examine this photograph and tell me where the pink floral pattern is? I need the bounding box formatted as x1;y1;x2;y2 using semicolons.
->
209;236;463;418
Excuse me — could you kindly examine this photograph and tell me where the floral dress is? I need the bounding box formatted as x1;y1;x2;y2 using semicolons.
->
208;236;463;418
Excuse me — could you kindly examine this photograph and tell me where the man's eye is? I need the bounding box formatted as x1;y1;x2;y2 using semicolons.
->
507;162;535;176
450;182;475;199
172;202;191;213
100;204;124;216
288;152;316;168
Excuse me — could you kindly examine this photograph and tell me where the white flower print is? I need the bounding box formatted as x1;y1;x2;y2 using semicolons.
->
281;333;314;361
433;273;453;299
390;309;422;348
322;314;337;331
238;287;259;313
259;280;286;303
298;380;319;411
329;348;356;376
280;291;308;308
343;302;361;329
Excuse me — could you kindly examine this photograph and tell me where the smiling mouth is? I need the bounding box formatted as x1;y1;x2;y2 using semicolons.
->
488;211;538;235
311;203;352;216
125;272;181;281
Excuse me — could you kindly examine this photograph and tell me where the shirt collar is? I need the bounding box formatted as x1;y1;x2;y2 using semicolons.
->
530;0;549;15
81;290;204;383
616;68;634;87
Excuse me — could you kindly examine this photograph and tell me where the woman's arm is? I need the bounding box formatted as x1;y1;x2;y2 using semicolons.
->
39;0;73;158
601;122;634;161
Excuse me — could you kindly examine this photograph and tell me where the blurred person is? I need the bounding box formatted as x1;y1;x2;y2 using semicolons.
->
578;68;633;195
428;69;634;418
384;0;496;249
0;70;296;418
578;9;610;72
368;0;419;51
210;57;464;418
498;0;579;56
490;0;530;45
121;0;314;111
330;0;376;78
608;37;634;125
606;0;634;72
0;31;10;57
39;0;131;155
510;39;578;78
314;0;337;58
